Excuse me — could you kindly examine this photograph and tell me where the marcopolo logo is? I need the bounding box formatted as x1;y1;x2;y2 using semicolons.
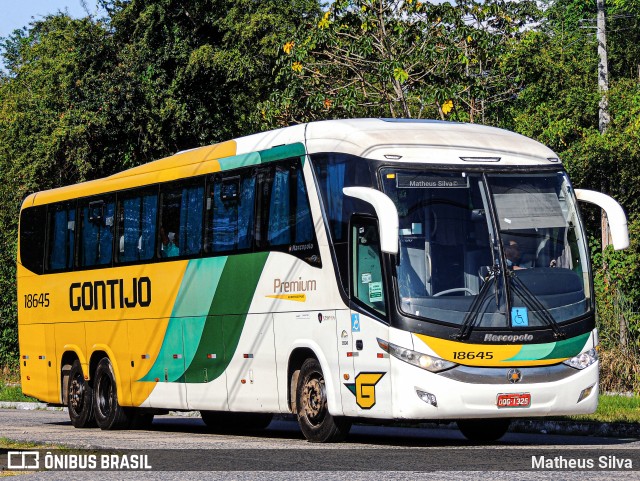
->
484;333;534;342
70;277;151;311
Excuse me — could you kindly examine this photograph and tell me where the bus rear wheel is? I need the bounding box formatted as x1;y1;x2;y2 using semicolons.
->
93;358;131;430
295;358;351;443
68;360;96;428
457;418;511;442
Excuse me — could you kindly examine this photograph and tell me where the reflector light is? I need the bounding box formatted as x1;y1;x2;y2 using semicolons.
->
578;384;596;403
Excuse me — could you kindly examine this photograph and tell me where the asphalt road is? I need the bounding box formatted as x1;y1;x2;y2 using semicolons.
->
1;408;639;480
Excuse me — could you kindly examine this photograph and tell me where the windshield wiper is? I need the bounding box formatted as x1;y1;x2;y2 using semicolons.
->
453;266;500;341
507;272;566;339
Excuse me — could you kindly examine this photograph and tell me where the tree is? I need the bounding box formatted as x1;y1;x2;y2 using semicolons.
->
0;0;322;369
102;0;321;161
258;0;539;128
0;15;118;369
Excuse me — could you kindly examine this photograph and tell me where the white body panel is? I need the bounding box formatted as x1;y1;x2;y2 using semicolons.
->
130;120;608;420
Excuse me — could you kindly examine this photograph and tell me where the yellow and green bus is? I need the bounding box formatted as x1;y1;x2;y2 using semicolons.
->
18;119;628;442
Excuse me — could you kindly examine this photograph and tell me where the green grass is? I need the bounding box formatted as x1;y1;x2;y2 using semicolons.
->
567;394;640;423
0;381;37;402
0;437;49;449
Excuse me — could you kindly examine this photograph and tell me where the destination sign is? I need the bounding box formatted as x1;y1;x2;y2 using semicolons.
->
396;174;469;189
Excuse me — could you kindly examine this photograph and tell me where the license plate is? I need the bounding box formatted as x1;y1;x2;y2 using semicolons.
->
497;393;531;408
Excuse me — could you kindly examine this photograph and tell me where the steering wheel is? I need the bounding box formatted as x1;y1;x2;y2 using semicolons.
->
432;287;477;297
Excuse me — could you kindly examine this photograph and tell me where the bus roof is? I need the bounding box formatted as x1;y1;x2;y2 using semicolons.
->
302;118;560;165
23;119;561;208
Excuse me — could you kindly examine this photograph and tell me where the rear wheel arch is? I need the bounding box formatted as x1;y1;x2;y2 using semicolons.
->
60;351;80;406
287;348;318;413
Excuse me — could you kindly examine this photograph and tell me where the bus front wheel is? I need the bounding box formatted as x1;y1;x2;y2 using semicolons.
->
93;358;131;430
295;358;351;443
457;418;511;442
67;360;96;428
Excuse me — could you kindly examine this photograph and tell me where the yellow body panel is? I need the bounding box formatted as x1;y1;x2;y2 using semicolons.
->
21;141;235;208
19;324;58;403
128;318;169;405
18;261;187;405
415;333;568;367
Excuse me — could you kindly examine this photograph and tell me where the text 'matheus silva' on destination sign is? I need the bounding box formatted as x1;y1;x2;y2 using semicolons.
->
396;174;469;189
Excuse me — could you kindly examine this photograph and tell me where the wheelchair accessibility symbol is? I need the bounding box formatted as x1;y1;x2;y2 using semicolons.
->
351;313;360;332
511;307;529;327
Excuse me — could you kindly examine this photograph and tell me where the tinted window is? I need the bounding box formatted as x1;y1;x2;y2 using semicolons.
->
46;202;76;271
160;180;204;258
117;188;158;263
267;162;314;247
311;153;375;243
20;206;47;274
78;197;115;268
206;172;255;253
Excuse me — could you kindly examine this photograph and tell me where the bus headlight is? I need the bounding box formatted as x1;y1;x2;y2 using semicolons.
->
377;338;457;373
563;348;598;370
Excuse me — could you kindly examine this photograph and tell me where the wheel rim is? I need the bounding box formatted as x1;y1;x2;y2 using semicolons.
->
97;372;113;418
69;373;85;414
302;374;326;426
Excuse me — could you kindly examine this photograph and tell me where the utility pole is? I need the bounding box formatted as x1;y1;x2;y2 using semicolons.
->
597;0;612;250
597;0;610;134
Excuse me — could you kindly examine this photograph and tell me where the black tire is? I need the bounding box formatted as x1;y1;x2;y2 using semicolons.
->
295;358;351;443
127;409;155;430
457;418;511;442
67;360;96;428
93;357;131;430
200;411;273;432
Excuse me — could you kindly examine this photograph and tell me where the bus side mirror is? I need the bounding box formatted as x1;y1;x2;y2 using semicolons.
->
343;187;399;255
574;189;629;250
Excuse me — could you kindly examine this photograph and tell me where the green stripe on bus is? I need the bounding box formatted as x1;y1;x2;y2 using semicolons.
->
503;341;556;362
541;332;591;360
139;257;228;382
182;252;269;383
219;152;261;171
217;143;306;172
258;143;305;163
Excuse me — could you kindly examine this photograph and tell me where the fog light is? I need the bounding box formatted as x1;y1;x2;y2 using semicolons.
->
577;384;596;403
416;389;437;407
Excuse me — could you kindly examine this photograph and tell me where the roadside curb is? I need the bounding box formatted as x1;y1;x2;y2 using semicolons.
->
0;401;63;411
2;402;637;438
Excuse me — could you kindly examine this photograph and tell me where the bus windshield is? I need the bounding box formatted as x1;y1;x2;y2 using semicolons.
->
381;169;591;329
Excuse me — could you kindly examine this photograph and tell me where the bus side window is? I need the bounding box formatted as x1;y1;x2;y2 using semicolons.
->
117;188;158;263
78;197;115;268
267;162;314;247
20;205;47;274
46;202;76;272
351;217;387;316
159;180;204;258
206;172;255;253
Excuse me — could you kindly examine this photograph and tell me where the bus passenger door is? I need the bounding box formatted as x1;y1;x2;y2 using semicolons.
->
345;216;392;418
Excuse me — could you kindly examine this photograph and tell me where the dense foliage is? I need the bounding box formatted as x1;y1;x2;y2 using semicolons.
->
1;0;638;390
